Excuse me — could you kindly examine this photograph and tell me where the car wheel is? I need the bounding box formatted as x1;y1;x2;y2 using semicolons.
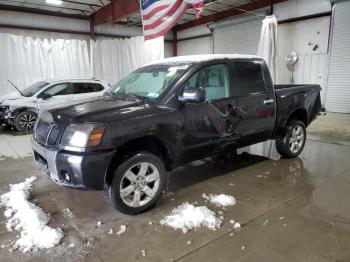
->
14;111;37;132
276;120;306;158
108;152;166;215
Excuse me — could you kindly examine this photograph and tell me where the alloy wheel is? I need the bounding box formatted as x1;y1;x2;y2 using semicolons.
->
18;113;37;130
119;162;160;207
289;125;304;154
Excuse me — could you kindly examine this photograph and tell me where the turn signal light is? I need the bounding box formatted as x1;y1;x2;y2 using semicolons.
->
87;127;105;147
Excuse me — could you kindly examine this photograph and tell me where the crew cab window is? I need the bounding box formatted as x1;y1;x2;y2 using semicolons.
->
233;61;265;97
72;83;103;94
184;64;230;101
42;83;69;96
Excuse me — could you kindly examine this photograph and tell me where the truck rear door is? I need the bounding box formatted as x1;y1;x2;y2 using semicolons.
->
231;60;276;145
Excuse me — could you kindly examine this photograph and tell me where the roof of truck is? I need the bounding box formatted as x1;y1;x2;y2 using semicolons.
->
146;54;262;66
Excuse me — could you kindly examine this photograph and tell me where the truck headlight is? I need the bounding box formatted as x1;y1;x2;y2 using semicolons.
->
60;124;105;148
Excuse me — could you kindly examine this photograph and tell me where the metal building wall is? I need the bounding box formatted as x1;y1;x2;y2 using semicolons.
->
325;1;350;113
213;16;263;55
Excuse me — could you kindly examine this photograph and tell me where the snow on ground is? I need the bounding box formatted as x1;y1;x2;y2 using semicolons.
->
160;202;222;233
116;225;128;235
202;193;236;208
0;176;64;253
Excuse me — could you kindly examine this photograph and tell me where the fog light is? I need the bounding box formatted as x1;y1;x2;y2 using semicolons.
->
63;172;71;182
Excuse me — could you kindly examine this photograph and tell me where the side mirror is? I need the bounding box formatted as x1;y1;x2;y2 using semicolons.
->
179;88;206;104
40;94;52;100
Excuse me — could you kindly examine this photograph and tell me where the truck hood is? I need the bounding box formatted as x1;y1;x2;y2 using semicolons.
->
49;96;143;124
0;92;23;104
37;92;106;114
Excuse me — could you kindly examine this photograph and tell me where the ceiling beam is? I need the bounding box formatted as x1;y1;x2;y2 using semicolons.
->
93;0;139;25
173;0;287;31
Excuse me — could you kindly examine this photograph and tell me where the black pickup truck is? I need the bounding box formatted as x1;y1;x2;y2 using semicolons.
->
31;55;321;214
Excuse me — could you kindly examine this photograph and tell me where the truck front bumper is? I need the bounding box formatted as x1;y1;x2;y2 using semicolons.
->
31;138;115;190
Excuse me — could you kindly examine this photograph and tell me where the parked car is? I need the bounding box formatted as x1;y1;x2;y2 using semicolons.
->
31;55;322;214
0;79;110;132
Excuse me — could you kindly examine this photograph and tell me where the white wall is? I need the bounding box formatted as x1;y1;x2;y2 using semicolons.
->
276;16;330;102
177;36;213;56
95;23;142;37
177;24;211;39
274;0;331;21
0;10;143;37
0;10;90;33
164;41;173;58
170;0;331;41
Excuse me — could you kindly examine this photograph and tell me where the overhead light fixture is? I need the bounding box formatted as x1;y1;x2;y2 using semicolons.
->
46;0;63;5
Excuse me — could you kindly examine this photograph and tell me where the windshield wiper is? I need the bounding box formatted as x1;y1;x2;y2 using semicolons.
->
124;93;144;102
107;91;144;102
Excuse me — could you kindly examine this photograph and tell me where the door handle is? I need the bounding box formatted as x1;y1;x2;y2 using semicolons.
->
263;99;274;105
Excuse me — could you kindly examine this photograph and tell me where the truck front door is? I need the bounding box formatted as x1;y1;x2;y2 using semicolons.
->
180;63;239;162
231;60;276;145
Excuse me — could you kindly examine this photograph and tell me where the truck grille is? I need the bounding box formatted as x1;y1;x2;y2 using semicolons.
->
35;120;63;146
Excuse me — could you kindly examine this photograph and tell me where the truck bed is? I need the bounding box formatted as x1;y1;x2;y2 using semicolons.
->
273;84;322;137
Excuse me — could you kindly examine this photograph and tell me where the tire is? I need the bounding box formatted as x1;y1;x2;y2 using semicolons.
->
14;111;37;132
107;152;166;215
276;120;306;158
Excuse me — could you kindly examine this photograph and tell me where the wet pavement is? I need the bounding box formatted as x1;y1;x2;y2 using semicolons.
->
0;135;350;261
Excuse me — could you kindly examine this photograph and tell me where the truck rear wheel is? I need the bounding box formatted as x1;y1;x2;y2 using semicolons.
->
14;111;37;132
276;120;306;158
107;152;166;215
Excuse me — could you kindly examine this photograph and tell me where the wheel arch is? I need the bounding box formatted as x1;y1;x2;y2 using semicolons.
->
104;136;174;187
13;107;37;116
286;108;308;127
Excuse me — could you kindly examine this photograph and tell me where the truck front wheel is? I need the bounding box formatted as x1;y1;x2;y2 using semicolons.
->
276;120;306;158
107;152;166;215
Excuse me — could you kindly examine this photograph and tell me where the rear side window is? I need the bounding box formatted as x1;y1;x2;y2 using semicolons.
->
232;61;265;97
72;83;103;94
93;84;104;91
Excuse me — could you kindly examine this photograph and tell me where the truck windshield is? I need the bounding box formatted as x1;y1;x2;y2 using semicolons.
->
110;65;189;100
22;81;49;97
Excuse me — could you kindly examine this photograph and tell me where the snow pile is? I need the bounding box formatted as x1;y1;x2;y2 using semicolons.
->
0;176;64;253
116;225;127;235
160;203;222;233
202;193;236;208
233;222;241;231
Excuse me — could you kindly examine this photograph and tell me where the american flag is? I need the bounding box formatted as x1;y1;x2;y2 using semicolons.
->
140;0;204;40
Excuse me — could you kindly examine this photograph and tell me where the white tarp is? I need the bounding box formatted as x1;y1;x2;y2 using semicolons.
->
0;29;164;94
257;15;278;82
243;15;278;157
91;36;164;85
0;29;91;94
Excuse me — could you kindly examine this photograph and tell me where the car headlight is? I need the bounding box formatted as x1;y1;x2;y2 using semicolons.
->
60;123;105;148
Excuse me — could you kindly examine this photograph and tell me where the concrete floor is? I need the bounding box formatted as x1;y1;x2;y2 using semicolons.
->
0;114;350;261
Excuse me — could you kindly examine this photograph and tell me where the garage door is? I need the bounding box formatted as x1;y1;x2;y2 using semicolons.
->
213;17;263;55
325;1;350;113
